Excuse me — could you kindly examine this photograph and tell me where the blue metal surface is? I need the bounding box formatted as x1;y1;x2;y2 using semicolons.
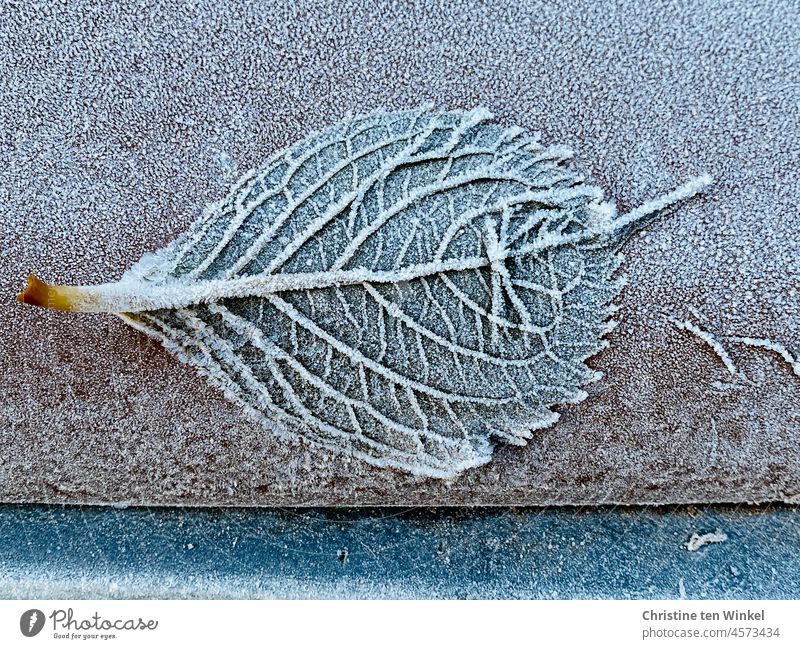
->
0;505;797;598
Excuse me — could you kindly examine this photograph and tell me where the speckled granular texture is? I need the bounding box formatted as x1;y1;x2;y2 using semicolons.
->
2;505;798;598
1;0;798;506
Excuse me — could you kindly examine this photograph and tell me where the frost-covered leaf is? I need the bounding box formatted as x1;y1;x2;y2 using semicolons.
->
18;107;711;478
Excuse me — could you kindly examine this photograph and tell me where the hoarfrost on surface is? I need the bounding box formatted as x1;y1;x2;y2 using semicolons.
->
29;107;710;478
686;529;728;552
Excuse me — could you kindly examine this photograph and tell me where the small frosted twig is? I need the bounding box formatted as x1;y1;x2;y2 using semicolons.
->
686;529;727;552
730;337;800;378
610;174;713;234
669;317;739;376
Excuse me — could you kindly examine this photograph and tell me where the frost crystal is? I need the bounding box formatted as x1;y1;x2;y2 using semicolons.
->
25;107;711;478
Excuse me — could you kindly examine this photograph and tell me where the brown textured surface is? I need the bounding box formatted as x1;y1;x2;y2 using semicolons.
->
1;0;798;505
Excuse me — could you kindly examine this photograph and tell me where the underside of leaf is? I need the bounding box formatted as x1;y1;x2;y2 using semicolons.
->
20;107;711;478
